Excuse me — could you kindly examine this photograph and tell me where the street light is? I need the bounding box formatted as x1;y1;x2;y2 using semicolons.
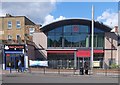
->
90;5;94;74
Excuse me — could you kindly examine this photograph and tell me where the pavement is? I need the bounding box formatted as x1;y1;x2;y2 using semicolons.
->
1;68;120;76
0;68;120;83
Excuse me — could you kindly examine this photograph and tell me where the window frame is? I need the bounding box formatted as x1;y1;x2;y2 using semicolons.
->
29;28;35;35
8;21;12;29
16;21;21;29
7;35;12;40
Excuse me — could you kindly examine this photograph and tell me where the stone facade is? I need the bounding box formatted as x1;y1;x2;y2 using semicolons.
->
104;32;118;66
0;14;41;44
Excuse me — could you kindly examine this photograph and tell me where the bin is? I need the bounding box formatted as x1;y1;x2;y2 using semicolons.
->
79;67;84;75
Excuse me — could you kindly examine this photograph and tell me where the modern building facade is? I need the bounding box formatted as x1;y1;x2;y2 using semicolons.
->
33;19;119;69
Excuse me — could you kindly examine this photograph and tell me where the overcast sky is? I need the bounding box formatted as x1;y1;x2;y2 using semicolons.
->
0;1;119;27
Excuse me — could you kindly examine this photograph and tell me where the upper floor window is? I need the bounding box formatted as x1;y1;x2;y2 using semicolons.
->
8;21;12;29
64;25;72;33
7;35;12;40
16;21;21;29
29;28;35;35
72;25;79;33
79;25;89;33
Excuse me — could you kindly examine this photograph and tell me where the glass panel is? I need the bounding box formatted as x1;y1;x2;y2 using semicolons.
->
47;32;55;36
48;36;55;47
55;27;62;33
72;25;79;33
94;35;97;47
55;36;62;47
97;34;104;47
72;35;80;47
86;35;89;47
29;28;35;35
79;25;89;33
79;34;89;47
64;36;72;47
49;29;55;33
64;25;72;33
16;21;21;28
89;34;104;48
94;28;104;33
8;21;12;28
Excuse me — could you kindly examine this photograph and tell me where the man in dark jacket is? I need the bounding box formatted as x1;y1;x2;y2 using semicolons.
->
84;62;89;75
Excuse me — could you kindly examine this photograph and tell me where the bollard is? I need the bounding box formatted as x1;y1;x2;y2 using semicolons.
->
10;66;12;73
9;62;12;73
58;66;60;74
73;67;76;75
79;67;84;75
105;68;107;76
44;67;46;74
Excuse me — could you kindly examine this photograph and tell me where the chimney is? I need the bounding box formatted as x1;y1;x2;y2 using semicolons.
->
111;26;118;33
6;14;12;17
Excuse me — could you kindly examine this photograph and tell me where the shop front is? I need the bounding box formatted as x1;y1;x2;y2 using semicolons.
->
3;44;25;70
47;49;104;69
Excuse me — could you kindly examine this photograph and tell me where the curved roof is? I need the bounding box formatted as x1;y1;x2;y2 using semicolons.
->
41;19;112;33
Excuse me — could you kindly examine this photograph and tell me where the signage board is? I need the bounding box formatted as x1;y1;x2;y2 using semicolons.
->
29;60;48;67
4;44;25;51
93;61;100;67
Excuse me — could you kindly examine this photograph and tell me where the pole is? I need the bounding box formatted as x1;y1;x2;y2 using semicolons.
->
74;51;77;75
90;5;94;74
74;51;77;69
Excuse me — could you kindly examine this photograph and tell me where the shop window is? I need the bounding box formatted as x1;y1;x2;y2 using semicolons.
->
7;35;12;40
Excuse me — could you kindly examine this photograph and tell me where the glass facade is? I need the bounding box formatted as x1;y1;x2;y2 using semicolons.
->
47;25;105;49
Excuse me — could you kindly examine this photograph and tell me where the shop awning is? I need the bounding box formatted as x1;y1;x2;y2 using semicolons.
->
47;50;104;58
47;50;74;54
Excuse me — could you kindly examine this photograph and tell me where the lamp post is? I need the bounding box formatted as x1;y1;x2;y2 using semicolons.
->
90;5;94;74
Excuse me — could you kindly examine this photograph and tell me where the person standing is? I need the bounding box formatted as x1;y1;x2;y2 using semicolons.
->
18;60;22;72
84;62;89;75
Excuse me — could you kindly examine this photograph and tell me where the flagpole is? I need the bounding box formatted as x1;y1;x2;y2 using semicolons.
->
90;5;94;74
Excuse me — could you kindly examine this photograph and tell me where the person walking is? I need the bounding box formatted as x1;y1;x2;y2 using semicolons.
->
18;60;22;72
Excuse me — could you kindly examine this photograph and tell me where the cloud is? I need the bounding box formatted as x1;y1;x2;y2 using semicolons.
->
97;9;118;27
43;14;66;26
1;1;57;24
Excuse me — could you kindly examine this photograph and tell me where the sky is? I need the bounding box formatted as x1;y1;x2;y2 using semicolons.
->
0;1;118;27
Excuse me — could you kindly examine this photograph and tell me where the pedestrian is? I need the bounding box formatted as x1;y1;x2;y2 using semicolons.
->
84;62;89;75
18;60;22;72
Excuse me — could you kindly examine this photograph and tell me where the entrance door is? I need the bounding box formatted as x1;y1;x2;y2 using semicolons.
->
10;56;20;69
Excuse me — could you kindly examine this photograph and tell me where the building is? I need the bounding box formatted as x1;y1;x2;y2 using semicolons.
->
0;14;41;70
33;19;119;69
0;14;41;44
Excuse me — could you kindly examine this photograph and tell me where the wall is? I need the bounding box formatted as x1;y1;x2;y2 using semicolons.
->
104;32;118;66
33;32;47;59
25;25;40;41
0;18;3;40
27;45;35;60
3;17;25;41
